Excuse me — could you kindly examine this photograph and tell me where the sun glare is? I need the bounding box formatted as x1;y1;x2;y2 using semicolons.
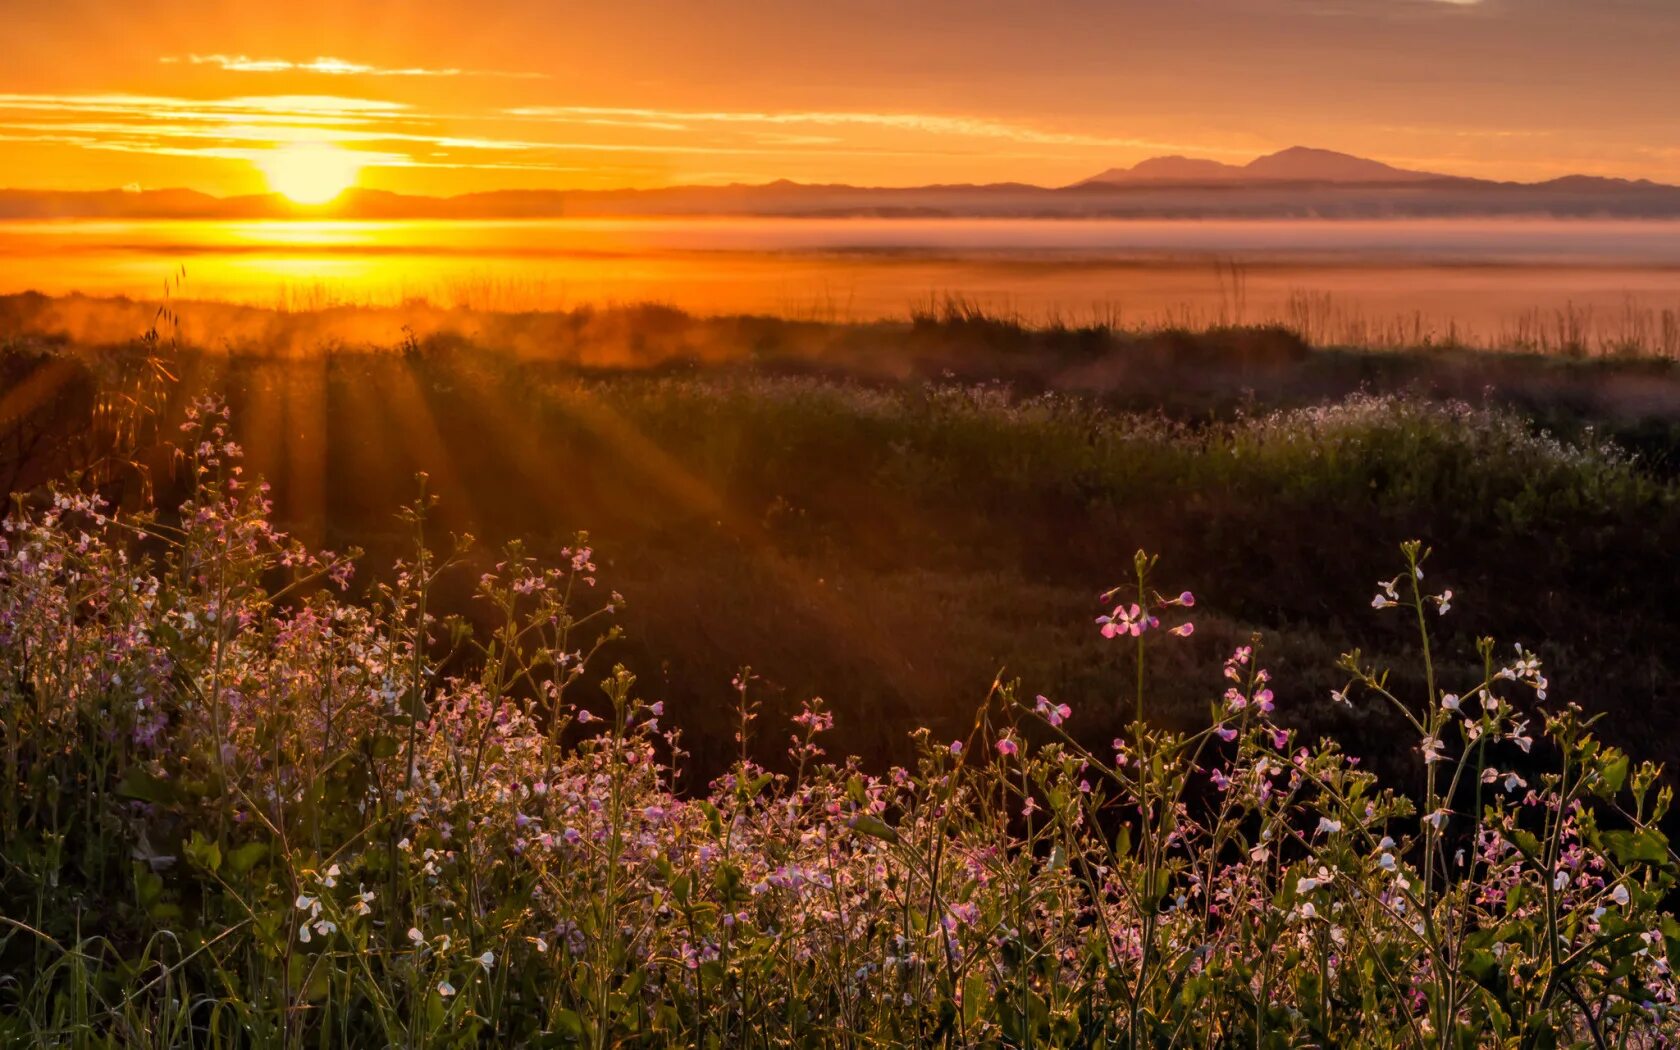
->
257;144;363;205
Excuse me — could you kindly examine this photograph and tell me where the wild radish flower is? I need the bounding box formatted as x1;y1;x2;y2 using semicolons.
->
949;740;963;755
1316;817;1342;835
438;981;456;998
1509;721;1534;753
1611;884;1631;907
1435;589;1453;614
995;736;1018;757
1441;693;1460;712
1170;622;1194;637
1176;591;1195;607
1034;695;1071;726
1555;870;1571;891
1254;688;1275;714
1098;603;1149;638
478;951;495;972
1297;868;1332;893
1419;736;1446;763
1379;853;1397;872
576;710;596;724
408;928;424;946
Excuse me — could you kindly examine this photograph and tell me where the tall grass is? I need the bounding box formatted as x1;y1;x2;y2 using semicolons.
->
2;400;1679;1046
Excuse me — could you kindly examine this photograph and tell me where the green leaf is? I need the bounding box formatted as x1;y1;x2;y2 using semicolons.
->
850;813;899;843
117;767;179;805
183;830;221;874
554;1007;588;1041
1601;754;1630;794
226;842;269;875
1605;828;1669;865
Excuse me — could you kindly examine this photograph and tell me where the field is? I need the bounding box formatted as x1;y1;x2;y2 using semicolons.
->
4;294;1680;1044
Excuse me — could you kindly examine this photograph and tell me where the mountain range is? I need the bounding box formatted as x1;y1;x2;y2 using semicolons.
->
6;147;1680;221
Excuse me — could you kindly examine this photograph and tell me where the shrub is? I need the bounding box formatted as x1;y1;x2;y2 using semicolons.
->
1;401;1676;1046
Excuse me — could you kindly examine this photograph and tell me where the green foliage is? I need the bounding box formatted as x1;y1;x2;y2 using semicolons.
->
2;407;1678;1046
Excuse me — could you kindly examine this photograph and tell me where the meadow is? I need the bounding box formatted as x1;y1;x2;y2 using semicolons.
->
4;296;1680;1044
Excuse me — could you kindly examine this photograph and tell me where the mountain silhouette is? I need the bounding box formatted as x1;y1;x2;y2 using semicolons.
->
1077;146;1447;186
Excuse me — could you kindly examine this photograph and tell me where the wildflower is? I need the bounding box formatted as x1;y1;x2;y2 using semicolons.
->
576;710;596;724
1436;589;1453;614
1371;576;1400;609
1419;736;1446;763
1508;721;1534;753
1097;603;1150;638
1316;817;1342;835
478;950;495;973
1554;870;1571;891
321;864;339;889
408;928;424;946
1297;868;1332;894
351;886;375;916
995;736;1018;757
1170;622;1194;637
1379;853;1397;872
1254;688;1274;714
1611;884;1631;907
1177;591;1196;607
949;740;963;756
1441;693;1460;712
438;981;456;997
1034;695;1071;726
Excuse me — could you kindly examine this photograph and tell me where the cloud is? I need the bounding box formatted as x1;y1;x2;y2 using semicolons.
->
0;92;994;178
161;54;547;80
504;106;1242;156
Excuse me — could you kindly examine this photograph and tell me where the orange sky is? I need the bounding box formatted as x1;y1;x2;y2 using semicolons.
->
4;0;1679;195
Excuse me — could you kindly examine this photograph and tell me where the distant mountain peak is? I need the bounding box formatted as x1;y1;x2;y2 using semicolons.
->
1077;146;1445;186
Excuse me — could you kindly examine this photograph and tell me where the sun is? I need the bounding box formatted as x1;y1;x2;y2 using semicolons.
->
257;144;363;205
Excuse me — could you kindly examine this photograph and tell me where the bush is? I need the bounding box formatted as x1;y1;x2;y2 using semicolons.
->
2;401;1677;1046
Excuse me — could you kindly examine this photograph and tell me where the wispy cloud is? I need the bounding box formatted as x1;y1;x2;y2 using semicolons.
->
161;54;548;80
505;105;1242;155
0;92;1029;179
